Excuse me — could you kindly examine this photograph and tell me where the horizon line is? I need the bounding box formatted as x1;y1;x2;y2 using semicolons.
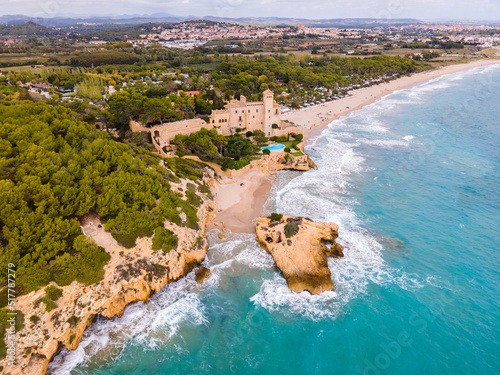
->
1;13;500;23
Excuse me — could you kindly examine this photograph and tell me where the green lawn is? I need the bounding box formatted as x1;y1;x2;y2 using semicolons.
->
281;140;301;150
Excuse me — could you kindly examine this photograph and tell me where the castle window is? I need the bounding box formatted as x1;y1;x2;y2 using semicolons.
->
275;109;278;114
239;116;242;121
256;109;258;112
268;110;270;113
253;116;255;119
248;110;250;113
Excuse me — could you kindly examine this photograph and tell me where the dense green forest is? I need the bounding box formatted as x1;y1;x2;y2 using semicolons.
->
100;54;427;129
216;54;425;93
69;51;141;67
0;102;209;294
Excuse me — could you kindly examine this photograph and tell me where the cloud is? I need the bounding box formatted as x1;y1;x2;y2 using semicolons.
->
0;0;499;20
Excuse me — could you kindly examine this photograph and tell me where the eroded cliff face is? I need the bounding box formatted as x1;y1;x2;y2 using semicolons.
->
0;171;217;375
255;216;344;294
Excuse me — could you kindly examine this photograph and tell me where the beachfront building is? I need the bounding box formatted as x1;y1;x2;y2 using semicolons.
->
220;89;282;136
132;90;288;149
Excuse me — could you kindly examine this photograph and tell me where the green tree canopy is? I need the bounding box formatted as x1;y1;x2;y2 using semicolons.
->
0;102;207;293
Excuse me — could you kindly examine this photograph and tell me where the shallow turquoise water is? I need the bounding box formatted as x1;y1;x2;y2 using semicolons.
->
48;64;500;375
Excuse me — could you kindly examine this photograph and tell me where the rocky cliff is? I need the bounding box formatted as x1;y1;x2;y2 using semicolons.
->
0;171;217;375
255;215;343;294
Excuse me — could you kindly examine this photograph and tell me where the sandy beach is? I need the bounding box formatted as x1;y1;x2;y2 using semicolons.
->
283;59;500;143
210;58;500;233
208;171;274;234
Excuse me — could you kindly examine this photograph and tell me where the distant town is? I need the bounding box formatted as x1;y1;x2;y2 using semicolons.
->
120;21;500;50
0;18;498;130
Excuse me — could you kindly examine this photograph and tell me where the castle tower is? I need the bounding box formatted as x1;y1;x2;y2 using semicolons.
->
263;89;273;110
262;89;274;135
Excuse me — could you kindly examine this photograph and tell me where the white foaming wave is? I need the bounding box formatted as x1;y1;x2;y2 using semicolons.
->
250;275;340;320
234;243;275;270
361;138;410;148
189;234;278;291
253;126;426;321
276;183;356;226
206;233;275;271
364;123;390;133
328;111;391;134
406;80;455;100
47;276;206;374
403;135;414;141
338;148;365;173
251;214;425;321
470;63;500;75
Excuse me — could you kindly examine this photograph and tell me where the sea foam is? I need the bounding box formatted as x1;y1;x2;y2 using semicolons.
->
47;273;207;374
250;97;428;320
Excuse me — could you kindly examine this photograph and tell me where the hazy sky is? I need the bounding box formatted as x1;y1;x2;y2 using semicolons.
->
2;0;500;21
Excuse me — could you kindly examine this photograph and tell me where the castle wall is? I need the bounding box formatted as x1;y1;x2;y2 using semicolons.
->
149;118;209;146
129;120;149;133
209;110;231;135
244;102;266;132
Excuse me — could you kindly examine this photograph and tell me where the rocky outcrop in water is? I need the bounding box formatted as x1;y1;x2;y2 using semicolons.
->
195;266;211;284
255;215;343;294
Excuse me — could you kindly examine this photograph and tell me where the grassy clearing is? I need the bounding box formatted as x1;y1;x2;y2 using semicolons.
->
281;140;301;150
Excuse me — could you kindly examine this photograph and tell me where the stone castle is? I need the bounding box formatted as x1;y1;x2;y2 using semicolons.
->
131;90;287;149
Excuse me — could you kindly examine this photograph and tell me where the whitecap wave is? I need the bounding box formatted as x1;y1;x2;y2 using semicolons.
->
250;103;427;320
47;275;207;374
361;139;410;148
250;275;340;320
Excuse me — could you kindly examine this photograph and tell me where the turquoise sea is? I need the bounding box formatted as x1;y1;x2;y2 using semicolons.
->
48;64;500;375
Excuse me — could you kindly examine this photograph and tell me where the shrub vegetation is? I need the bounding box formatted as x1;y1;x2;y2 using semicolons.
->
44;285;63;301
270;213;283;221
151;227;178;254
284;222;299;238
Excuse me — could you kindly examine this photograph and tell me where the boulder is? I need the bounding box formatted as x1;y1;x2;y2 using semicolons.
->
195;266;211;284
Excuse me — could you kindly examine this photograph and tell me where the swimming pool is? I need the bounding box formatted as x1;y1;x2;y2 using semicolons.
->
262;143;285;151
